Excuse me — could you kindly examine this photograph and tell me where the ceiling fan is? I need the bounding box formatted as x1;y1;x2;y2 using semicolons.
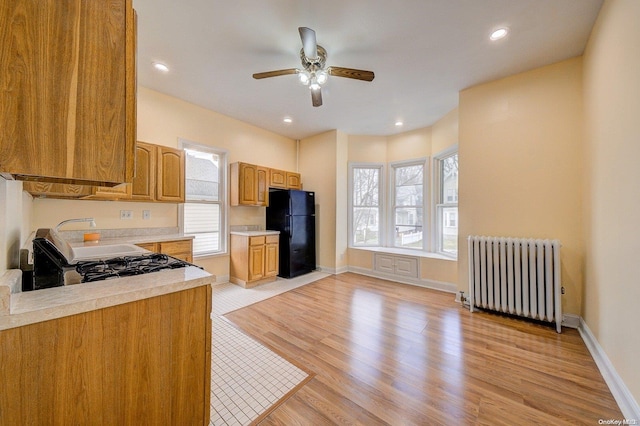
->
252;27;375;107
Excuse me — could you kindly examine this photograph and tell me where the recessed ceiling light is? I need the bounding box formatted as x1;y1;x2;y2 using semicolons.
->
395;121;403;127
490;28;509;41
152;62;170;73
283;117;293;124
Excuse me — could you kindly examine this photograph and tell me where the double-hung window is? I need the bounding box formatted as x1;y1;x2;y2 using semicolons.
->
391;160;427;249
349;164;383;246
180;139;227;256
434;148;458;256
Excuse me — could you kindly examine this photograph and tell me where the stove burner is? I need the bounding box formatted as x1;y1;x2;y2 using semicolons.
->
75;253;192;283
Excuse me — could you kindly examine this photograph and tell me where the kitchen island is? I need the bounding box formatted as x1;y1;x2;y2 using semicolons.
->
0;267;213;425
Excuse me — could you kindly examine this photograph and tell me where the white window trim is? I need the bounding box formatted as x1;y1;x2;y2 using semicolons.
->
178;138;229;257
389;157;429;251
432;145;458;259
348;162;385;248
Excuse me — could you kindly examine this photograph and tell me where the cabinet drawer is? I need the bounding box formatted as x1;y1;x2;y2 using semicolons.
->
249;236;265;246
135;242;157;252
265;235;279;244
159;240;192;255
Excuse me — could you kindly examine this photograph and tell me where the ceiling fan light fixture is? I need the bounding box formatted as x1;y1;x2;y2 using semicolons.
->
316;70;328;85
309;75;321;91
298;71;311;85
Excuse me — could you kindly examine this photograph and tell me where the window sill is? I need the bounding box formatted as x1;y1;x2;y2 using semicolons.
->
193;251;229;260
349;246;457;261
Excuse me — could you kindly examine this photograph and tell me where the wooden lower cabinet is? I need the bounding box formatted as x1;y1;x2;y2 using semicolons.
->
230;233;279;288
136;239;193;262
0;285;212;425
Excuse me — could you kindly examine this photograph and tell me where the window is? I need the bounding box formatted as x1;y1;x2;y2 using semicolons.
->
434;149;458;256
349;164;383;246
180;139;227;256
391;160;426;249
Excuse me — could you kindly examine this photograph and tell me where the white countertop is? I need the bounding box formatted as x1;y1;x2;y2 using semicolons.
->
0;267;214;331
230;230;280;236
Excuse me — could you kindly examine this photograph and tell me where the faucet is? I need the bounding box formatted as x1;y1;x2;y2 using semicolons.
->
55;218;97;232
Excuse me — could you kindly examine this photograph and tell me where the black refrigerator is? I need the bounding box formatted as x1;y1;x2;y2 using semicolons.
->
266;189;316;278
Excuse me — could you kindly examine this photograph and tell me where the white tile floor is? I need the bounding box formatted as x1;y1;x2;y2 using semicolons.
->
209;272;329;426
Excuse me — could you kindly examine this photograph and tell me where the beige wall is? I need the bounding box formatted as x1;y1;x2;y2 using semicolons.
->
432;108;459;155
299;130;339;272
387;127;431;162
458;57;584;315
583;0;640;405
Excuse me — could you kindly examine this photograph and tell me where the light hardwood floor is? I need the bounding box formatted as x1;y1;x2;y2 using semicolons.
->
225;273;622;425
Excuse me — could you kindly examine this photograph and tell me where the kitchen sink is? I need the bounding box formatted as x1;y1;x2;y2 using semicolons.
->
70;243;148;263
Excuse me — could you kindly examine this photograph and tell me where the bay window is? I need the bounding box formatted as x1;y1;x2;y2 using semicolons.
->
391;160;427;249
349;164;383;246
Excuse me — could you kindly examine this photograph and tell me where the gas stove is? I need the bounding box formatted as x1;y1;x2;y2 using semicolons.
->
27;228;199;291
74;253;193;283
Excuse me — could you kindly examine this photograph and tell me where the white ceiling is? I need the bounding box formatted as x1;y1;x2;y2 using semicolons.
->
133;0;603;140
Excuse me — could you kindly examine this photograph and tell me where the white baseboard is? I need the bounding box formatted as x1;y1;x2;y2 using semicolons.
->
347;266;457;294
316;265;349;275
561;313;580;329
579;318;640;420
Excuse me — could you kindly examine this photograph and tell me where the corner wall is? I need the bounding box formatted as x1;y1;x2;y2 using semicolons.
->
582;0;640;408
299;130;340;272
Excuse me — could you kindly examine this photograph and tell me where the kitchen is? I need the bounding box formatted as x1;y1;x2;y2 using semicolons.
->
2;0;640;424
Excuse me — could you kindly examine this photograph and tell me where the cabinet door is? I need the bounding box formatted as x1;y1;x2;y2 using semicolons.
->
374;254;396;275
264;236;279;278
0;0;136;186
248;244;265;281
286;172;302;189
269;169;287;188
238;163;258;205
131;142;157;201
257;166;269;206
156;146;185;202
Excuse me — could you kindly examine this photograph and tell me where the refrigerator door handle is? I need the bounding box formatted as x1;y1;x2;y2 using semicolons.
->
289;216;293;240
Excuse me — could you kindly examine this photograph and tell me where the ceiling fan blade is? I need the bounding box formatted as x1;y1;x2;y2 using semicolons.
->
298;27;317;60
311;87;322;107
252;69;298;79
328;66;375;82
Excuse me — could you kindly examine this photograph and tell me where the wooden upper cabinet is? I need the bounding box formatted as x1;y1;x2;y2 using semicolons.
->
156;146;185;202
131;142;157;201
269;169;287;189
269;168;301;190
0;0;136;186
22;182;92;199
286;172;302;189
230;162;268;207
257;166;269;206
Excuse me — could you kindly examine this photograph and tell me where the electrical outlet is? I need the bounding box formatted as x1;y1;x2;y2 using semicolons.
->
142;210;151;220
120;210;133;220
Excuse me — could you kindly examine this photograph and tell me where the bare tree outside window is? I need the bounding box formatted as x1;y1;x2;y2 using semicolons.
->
437;152;458;256
393;163;424;248
352;167;381;245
